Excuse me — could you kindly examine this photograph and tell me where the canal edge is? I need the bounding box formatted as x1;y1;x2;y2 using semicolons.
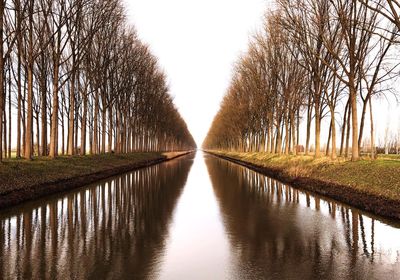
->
204;151;400;222
0;151;195;211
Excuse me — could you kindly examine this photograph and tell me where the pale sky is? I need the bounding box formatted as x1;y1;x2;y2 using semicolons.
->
122;0;270;145
122;0;399;147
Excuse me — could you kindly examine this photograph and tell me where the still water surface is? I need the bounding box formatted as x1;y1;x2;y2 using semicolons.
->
0;152;399;279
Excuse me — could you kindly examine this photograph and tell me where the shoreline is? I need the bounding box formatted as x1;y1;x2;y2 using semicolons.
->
0;151;194;210
205;151;400;221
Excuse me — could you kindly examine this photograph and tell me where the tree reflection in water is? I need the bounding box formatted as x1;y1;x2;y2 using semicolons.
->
0;154;399;280
205;156;400;280
0;155;194;279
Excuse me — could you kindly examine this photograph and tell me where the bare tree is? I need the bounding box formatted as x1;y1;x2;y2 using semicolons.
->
1;0;196;161
204;0;398;162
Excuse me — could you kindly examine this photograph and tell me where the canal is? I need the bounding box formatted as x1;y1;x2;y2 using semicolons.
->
0;152;399;279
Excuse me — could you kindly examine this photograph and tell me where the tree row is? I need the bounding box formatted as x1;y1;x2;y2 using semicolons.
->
203;0;399;160
0;0;196;161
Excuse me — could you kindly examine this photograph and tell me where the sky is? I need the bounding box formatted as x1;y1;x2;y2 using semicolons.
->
122;0;399;148
122;0;270;146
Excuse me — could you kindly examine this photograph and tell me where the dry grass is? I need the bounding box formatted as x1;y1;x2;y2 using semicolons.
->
0;152;165;195
211;150;400;201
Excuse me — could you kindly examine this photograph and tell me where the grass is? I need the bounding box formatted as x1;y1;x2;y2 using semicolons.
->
0;152;174;196
210;150;400;201
378;154;400;161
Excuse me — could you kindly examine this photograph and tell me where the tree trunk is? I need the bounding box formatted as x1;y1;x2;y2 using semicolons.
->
296;109;300;147
16;42;22;158
330;110;337;160
61;109;65;155
340;100;349;156
369;97;375;160
276;122;282;155
93;92;99;154
40;63;47;156
22;75;26;156
305;98;312;155
74;108;78;154
284;113;290;155
349;79;359;161
3;104;6;159
266;125;271;153
0;0;4;161
115;110;120;153
326;120;332;157
81;93;87;155
101;108;106;153
290;111;296;155
8;74;11;158
67;73;75;156
25;48;34;159
345;106;352;158
49;64;59;158
36;112;40;156
314;98;321;158
3;74;8;158
358;96;369;152
108;106;113;152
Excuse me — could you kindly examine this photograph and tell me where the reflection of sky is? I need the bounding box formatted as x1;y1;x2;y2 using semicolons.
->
157;153;231;279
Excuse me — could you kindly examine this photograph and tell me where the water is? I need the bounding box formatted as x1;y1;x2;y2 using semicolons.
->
0;152;399;279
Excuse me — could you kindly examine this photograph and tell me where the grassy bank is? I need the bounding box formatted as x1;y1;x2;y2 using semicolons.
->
208;150;400;219
0;151;192;209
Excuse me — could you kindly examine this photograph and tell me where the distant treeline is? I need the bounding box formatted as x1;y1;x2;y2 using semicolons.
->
203;0;400;160
0;0;196;161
